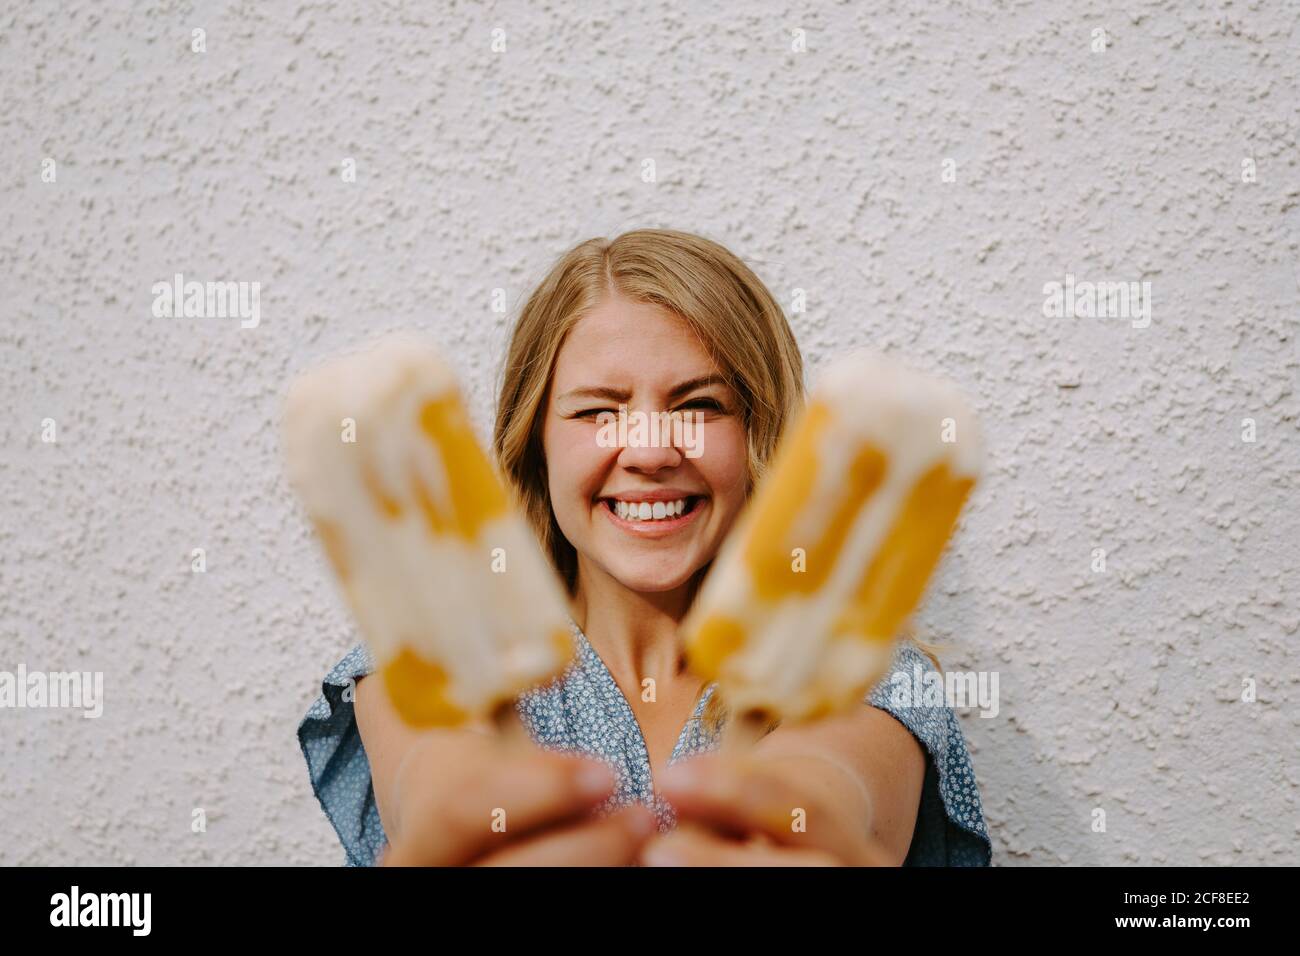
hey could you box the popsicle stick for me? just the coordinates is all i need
[490,697,532,751]
[720,708,774,754]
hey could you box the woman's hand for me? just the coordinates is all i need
[639,752,894,866]
[379,733,657,866]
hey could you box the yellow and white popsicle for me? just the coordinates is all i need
[283,334,575,728]
[681,350,981,727]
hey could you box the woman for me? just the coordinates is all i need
[296,228,992,866]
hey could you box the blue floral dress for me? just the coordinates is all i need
[297,620,993,866]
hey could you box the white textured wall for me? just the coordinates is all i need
[1,0,1296,866]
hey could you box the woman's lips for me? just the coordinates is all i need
[597,496,705,537]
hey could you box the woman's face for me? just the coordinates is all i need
[542,294,750,596]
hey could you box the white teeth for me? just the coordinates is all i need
[609,498,691,521]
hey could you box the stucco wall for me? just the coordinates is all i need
[1,0,1296,865]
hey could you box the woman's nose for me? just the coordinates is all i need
[619,442,684,472]
[615,413,687,472]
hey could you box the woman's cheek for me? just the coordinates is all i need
[703,420,749,498]
[549,425,606,507]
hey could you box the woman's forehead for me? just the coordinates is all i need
[552,302,722,391]
[566,295,695,343]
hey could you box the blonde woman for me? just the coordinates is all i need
[296,229,992,866]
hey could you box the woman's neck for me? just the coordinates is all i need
[568,560,701,680]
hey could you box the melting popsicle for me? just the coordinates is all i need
[681,350,982,731]
[283,334,575,728]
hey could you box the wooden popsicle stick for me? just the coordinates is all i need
[489,696,532,751]
[719,707,775,754]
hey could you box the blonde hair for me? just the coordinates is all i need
[491,228,940,737]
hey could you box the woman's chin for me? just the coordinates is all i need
[607,561,701,595]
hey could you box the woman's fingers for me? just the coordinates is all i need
[656,754,888,866]
[640,822,840,867]
[477,804,658,866]
[383,752,618,866]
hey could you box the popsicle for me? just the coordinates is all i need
[680,350,981,736]
[283,334,575,730]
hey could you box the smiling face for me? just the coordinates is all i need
[542,293,750,598]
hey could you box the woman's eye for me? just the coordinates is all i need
[575,399,722,418]
[679,398,723,412]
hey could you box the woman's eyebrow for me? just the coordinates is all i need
[559,374,728,404]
